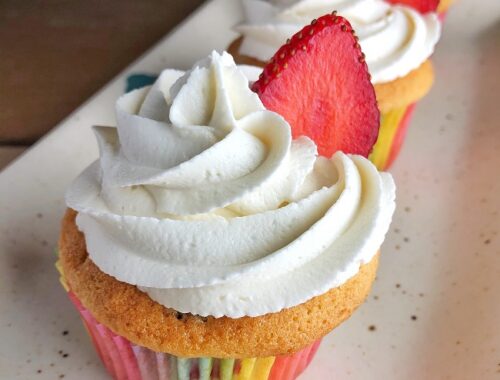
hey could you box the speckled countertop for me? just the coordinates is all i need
[0,0,499,379]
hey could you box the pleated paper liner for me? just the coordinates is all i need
[56,260,322,380]
[369,103,417,170]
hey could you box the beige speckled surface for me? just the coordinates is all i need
[0,0,499,379]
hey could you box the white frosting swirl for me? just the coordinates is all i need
[66,51,396,318]
[235,0,441,83]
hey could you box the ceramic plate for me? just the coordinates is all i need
[1,0,499,378]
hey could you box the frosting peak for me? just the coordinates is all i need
[66,52,396,318]
[236,0,441,83]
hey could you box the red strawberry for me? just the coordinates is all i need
[386,0,439,13]
[252,13,379,158]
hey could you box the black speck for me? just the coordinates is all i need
[396,283,401,288]
[63,353,69,358]
[373,295,379,300]
[419,293,424,297]
[58,350,63,354]
[37,369,42,374]
[368,325,376,331]
[62,330,69,336]
[59,375,65,379]
[175,312,184,320]
[50,363,55,367]
[411,315,417,321]
[484,239,491,245]
[403,237,410,243]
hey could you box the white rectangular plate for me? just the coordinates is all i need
[1,0,499,379]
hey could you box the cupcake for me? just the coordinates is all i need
[229,0,441,169]
[58,15,396,380]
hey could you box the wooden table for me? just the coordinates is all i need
[0,0,205,169]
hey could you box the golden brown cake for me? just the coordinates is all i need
[374,60,435,114]
[59,208,379,358]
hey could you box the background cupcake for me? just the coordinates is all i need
[229,0,441,169]
[59,16,396,380]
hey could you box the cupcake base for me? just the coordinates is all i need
[56,259,322,380]
[67,291,321,380]
[58,208,378,358]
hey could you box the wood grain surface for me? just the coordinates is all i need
[0,0,205,149]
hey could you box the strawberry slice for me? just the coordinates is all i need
[386,0,439,13]
[252,13,379,158]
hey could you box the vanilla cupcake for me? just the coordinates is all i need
[229,0,441,169]
[58,51,395,380]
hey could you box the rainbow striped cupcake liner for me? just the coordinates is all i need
[56,261,321,380]
[369,103,417,170]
